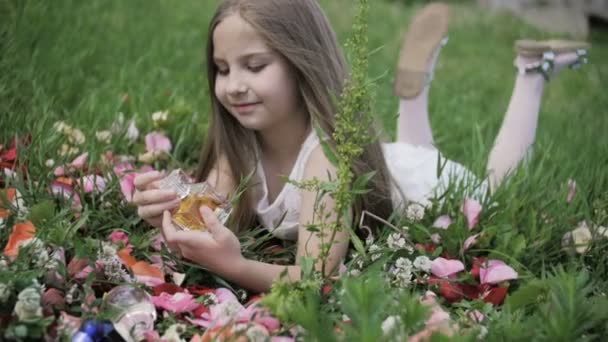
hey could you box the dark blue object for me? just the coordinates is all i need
[72,320,125,342]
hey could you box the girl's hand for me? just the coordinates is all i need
[161,206,243,274]
[133,171,180,228]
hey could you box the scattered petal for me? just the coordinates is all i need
[479,260,518,284]
[462,198,482,230]
[430,257,465,279]
[432,215,452,229]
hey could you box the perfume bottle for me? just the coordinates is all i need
[101,285,157,342]
[158,169,232,231]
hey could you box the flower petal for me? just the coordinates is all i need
[145,132,172,153]
[462,198,482,230]
[480,260,518,284]
[3,221,37,259]
[430,257,465,279]
[432,215,452,229]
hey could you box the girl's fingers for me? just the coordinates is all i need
[137,199,181,219]
[133,171,165,191]
[133,189,177,206]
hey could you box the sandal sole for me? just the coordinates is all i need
[395,3,450,99]
[515,39,591,57]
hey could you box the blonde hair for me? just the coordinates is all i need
[196,0,394,235]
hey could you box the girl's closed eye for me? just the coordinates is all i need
[247,64,266,73]
[217,67,229,76]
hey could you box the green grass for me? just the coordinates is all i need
[1,0,608,339]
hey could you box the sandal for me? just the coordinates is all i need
[515,39,590,80]
[394,3,450,99]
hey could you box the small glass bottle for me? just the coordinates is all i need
[101,285,157,342]
[158,169,232,231]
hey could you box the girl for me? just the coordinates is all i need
[132,1,589,292]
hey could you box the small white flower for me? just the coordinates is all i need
[161,323,187,342]
[348,269,361,277]
[413,256,432,273]
[45,159,55,168]
[126,119,139,142]
[406,203,425,221]
[368,244,382,262]
[58,143,79,157]
[53,121,72,134]
[14,285,43,322]
[387,232,408,250]
[95,130,112,143]
[151,110,169,125]
[245,324,269,341]
[381,315,401,336]
[68,128,86,145]
[395,257,412,272]
[562,221,593,254]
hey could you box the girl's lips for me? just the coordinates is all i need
[232,102,261,114]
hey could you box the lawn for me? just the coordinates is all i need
[1,0,607,340]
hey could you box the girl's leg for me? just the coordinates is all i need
[486,45,588,189]
[394,3,449,149]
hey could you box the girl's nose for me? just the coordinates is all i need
[227,75,248,96]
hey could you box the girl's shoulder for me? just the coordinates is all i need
[302,144,338,182]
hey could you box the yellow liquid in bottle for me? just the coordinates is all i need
[171,195,221,231]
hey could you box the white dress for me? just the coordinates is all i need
[254,132,488,241]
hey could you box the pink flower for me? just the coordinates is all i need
[432,215,452,229]
[479,260,518,284]
[78,174,107,193]
[462,198,482,230]
[145,132,172,153]
[431,258,465,279]
[151,292,199,313]
[109,231,129,246]
[430,234,442,244]
[567,179,577,203]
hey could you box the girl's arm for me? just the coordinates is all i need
[225,145,350,291]
[161,146,349,293]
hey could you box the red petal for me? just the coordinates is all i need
[152,283,184,296]
[482,286,508,306]
[187,286,216,296]
[193,304,210,318]
[322,284,333,296]
[470,257,487,280]
[0,147,16,162]
[415,243,436,253]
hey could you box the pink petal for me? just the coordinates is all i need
[109,231,129,245]
[120,173,137,202]
[78,175,107,193]
[432,215,452,229]
[462,198,482,230]
[113,163,135,178]
[135,274,165,287]
[145,132,172,153]
[430,257,465,278]
[151,234,165,251]
[54,166,66,176]
[468,309,485,323]
[215,288,239,304]
[430,233,442,244]
[185,317,212,329]
[462,233,480,252]
[567,179,577,203]
[271,338,295,342]
[479,260,518,284]
[151,292,199,313]
[70,152,89,169]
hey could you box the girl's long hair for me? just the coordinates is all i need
[196,0,394,235]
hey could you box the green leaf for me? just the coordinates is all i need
[504,279,547,311]
[27,200,55,226]
[312,120,338,167]
[352,170,376,193]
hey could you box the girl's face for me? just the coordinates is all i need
[213,14,304,133]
